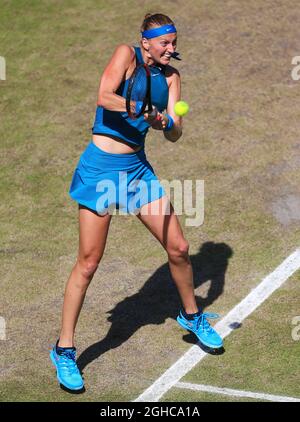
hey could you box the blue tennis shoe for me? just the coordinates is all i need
[50,342,84,391]
[177,311,223,349]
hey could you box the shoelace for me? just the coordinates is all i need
[196,312,220,333]
[57,350,79,375]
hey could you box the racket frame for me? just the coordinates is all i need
[126,63,153,119]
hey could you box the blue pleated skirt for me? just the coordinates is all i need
[69,141,166,215]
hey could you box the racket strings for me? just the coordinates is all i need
[130,67,148,103]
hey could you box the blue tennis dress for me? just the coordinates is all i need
[69,46,169,215]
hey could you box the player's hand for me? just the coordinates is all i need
[143,107,158,124]
[144,110,168,130]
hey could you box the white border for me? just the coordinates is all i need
[176,382,300,402]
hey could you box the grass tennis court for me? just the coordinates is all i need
[1,0,300,402]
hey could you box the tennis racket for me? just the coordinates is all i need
[126,63,157,119]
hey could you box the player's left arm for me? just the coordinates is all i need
[163,66,183,142]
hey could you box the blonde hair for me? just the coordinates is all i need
[140,13,175,32]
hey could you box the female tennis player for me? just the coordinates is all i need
[50,13,223,391]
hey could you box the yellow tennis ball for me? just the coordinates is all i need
[174,101,189,116]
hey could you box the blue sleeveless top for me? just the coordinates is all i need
[92,46,169,147]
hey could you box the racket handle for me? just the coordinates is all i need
[148,107,158,119]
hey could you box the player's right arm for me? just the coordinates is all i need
[96,44,135,112]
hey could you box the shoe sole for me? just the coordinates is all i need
[177,317,223,349]
[50,350,84,391]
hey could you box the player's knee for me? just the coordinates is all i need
[77,257,100,279]
[167,239,189,259]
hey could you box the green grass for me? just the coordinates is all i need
[1,0,300,402]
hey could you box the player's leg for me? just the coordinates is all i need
[50,206,112,391]
[137,196,223,349]
[137,195,197,314]
[58,206,112,348]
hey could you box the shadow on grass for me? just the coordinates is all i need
[59,384,86,394]
[77,241,233,372]
[182,333,225,355]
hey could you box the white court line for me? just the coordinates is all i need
[176,382,300,402]
[134,248,300,402]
